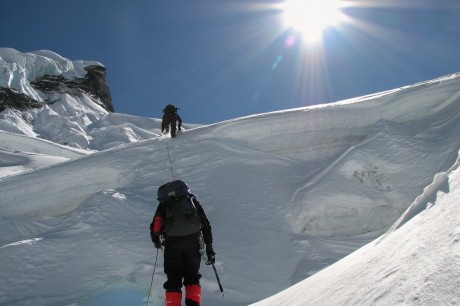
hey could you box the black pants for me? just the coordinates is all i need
[162,114,178,137]
[163,234,202,292]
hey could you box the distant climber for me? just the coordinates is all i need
[162,104,182,138]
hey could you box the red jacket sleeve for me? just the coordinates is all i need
[150,202,165,235]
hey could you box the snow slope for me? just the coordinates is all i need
[252,159,460,306]
[0,72,459,306]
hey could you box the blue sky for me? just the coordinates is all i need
[1,0,459,124]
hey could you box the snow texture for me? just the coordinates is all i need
[0,49,459,306]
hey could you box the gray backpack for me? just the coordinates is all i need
[158,180,202,237]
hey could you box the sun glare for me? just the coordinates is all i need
[282,0,345,42]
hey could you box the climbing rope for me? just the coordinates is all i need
[165,137,175,181]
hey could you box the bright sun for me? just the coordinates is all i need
[282,0,345,42]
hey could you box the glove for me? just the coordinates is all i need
[151,233,162,249]
[206,244,216,265]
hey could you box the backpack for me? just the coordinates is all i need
[157,180,202,237]
[163,104,178,115]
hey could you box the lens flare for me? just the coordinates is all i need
[282,0,347,42]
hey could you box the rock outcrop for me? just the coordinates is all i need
[83,65,114,112]
[0,88,42,112]
[29,65,114,112]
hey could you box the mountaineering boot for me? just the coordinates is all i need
[165,291,182,306]
[185,284,201,306]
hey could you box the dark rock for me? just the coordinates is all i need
[0,87,43,112]
[82,65,114,112]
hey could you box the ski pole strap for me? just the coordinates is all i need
[211,263,224,297]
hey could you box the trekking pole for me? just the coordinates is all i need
[146,248,159,306]
[211,263,224,297]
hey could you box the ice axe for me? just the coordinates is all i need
[207,261,224,297]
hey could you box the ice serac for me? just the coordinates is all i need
[0,48,114,112]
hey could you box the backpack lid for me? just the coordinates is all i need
[157,180,190,202]
[163,104,178,114]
